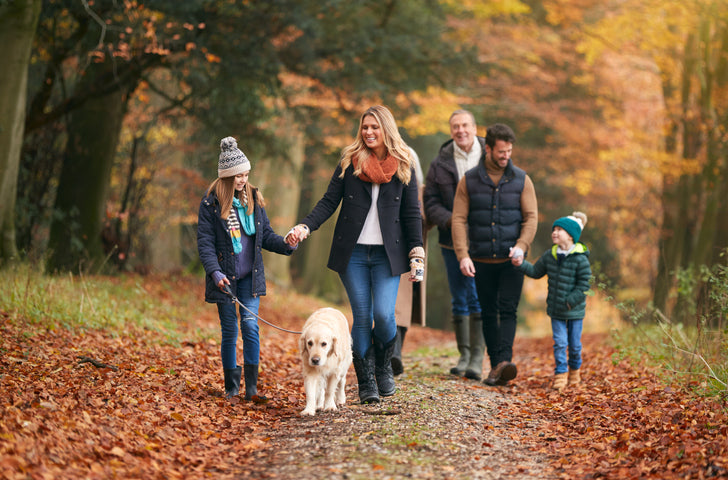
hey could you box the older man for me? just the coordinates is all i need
[423,110,484,380]
[451,123,537,386]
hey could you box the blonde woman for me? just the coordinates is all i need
[286,106,424,404]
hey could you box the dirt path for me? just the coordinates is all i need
[241,353,552,480]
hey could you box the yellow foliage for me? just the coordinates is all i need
[397,87,473,136]
[441,0,530,18]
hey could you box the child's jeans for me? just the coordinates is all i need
[217,274,260,369]
[551,318,583,374]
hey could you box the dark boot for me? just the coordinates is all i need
[450,314,470,375]
[464,313,485,380]
[391,326,407,376]
[223,366,242,398]
[352,349,380,404]
[374,336,396,397]
[243,364,267,401]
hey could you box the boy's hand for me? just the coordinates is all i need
[511,255,523,266]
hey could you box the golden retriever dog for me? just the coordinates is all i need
[298,307,352,416]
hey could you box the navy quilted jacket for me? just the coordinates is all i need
[197,189,294,303]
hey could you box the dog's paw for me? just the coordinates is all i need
[323,402,338,412]
[300,408,316,416]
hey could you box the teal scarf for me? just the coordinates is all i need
[233,197,256,236]
[228,197,255,254]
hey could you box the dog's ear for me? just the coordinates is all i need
[298,334,307,354]
[328,336,337,357]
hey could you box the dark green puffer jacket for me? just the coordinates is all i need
[517,243,592,320]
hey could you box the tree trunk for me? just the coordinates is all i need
[0,0,42,263]
[257,116,305,287]
[47,59,127,273]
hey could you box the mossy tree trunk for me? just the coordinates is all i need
[0,0,42,264]
[47,58,128,273]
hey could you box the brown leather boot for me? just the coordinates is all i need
[552,372,568,390]
[567,368,581,386]
[483,361,517,386]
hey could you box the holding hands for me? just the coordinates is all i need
[285,224,310,247]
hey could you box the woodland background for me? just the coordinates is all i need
[1,0,727,330]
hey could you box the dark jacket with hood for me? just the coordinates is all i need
[517,243,592,320]
[197,188,294,303]
[423,136,486,248]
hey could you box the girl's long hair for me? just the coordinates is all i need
[205,177,264,219]
[339,105,412,184]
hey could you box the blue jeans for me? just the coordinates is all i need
[216,274,260,369]
[473,261,524,369]
[441,247,480,316]
[551,318,583,374]
[339,245,400,357]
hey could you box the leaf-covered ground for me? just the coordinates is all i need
[1,277,727,479]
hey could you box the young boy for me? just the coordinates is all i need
[511,212,592,390]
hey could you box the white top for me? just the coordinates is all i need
[357,146,422,246]
[357,184,384,245]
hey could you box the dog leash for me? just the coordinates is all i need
[223,285,302,335]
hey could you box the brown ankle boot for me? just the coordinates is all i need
[552,372,568,390]
[568,369,581,386]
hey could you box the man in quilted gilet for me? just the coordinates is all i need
[451,123,538,386]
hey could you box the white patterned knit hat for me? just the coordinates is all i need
[218,136,251,178]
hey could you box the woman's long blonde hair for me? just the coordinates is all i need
[205,177,264,219]
[339,105,412,184]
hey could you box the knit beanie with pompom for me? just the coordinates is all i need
[553,211,587,243]
[218,136,251,178]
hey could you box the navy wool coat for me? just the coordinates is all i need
[300,163,423,276]
[197,189,294,303]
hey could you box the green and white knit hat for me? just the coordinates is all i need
[553,211,587,243]
[218,136,250,178]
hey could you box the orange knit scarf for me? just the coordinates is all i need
[353,153,398,184]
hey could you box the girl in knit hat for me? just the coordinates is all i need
[511,212,592,391]
[197,137,295,401]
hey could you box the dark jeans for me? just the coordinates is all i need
[473,261,524,369]
[441,247,481,316]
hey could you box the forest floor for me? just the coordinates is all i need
[1,277,727,479]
